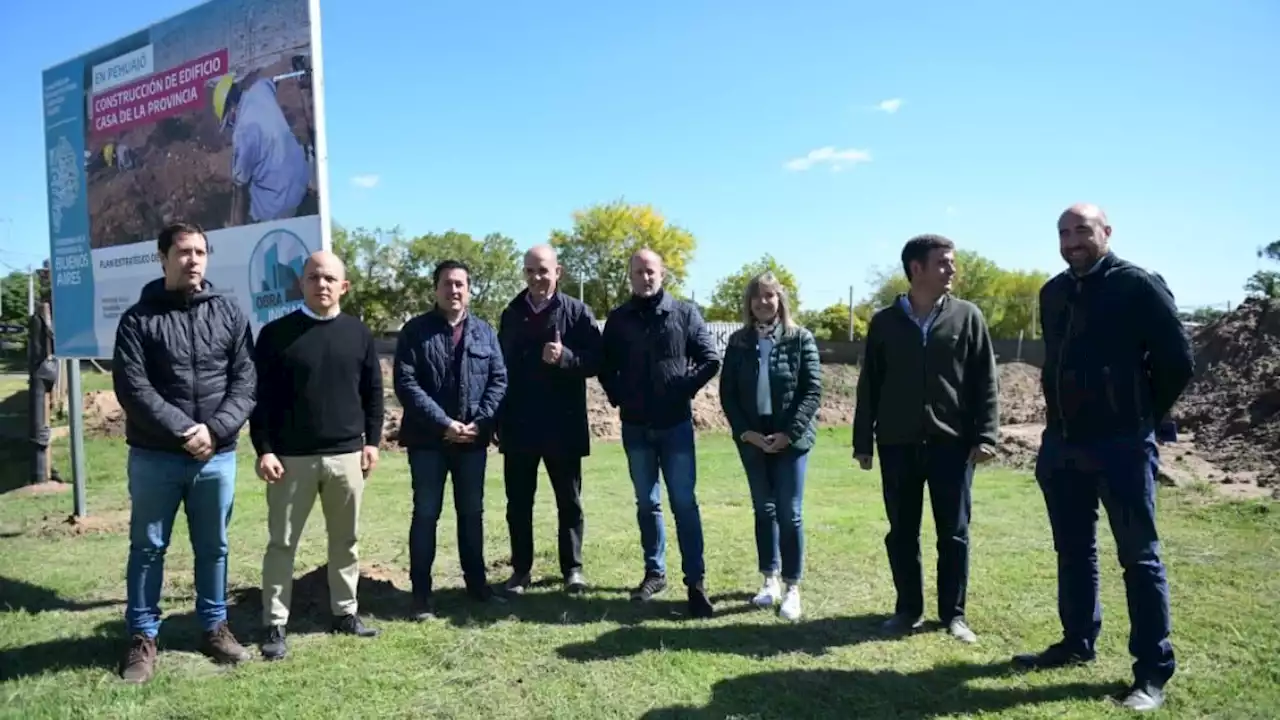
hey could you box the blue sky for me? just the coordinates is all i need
[2,0,1277,310]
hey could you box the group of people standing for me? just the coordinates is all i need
[109,202,1192,713]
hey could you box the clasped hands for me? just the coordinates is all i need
[741,430,792,454]
[181,423,214,461]
[445,420,480,444]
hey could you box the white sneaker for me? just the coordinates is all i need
[779,585,802,621]
[752,575,781,607]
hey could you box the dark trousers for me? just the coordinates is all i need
[407,448,488,598]
[503,452,584,577]
[1035,431,1175,687]
[877,439,974,623]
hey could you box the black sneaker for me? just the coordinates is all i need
[260,625,287,661]
[630,573,667,603]
[331,613,379,638]
[564,569,587,595]
[467,584,508,604]
[503,571,532,596]
[881,613,924,634]
[1012,642,1096,671]
[1113,683,1165,712]
[687,582,714,619]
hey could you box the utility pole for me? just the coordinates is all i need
[27,268,35,316]
[847,286,854,341]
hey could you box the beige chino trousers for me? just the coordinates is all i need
[261,451,364,627]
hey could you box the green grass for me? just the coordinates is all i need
[1,428,1278,719]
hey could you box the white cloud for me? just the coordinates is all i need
[350,174,380,188]
[875,98,903,114]
[784,146,872,172]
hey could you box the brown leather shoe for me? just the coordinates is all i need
[119,633,158,683]
[201,621,251,664]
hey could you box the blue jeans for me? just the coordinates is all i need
[621,420,705,585]
[1035,431,1175,687]
[737,443,807,583]
[125,447,237,638]
[407,448,488,598]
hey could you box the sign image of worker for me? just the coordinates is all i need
[42,0,331,358]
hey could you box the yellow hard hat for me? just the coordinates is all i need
[103,143,116,167]
[212,74,236,127]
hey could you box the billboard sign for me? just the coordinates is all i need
[42,0,331,357]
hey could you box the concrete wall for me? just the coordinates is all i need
[376,329,1046,368]
[815,338,1045,368]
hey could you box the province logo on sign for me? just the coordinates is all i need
[249,228,310,324]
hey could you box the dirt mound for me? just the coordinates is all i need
[83,391,125,437]
[1175,298,1280,487]
[229,562,408,620]
[377,364,861,445]
[993,424,1043,469]
[998,363,1045,425]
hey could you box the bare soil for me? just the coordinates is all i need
[1174,298,1280,490]
[79,343,1274,500]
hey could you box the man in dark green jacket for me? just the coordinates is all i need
[852,234,999,644]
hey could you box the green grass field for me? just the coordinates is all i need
[1,428,1277,719]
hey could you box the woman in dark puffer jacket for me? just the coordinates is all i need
[718,272,822,621]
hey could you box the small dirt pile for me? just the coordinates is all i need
[83,390,125,437]
[1175,298,1280,487]
[229,563,409,621]
[997,363,1045,426]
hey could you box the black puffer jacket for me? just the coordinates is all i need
[112,278,256,454]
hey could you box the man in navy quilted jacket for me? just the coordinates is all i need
[394,260,508,619]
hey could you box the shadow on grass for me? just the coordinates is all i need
[642,663,1124,719]
[0,437,34,494]
[0,576,121,615]
[557,613,888,661]
[0,590,264,682]
[423,585,760,629]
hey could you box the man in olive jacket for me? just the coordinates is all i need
[852,234,998,645]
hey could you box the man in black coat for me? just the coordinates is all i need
[112,221,256,683]
[496,245,602,595]
[600,249,721,618]
[1013,203,1194,713]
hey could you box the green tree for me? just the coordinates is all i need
[332,223,410,334]
[1244,240,1280,299]
[1,270,48,324]
[399,230,523,325]
[550,199,698,318]
[862,250,1048,339]
[705,254,801,322]
[1180,306,1228,325]
[801,301,864,341]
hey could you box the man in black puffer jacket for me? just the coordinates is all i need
[600,249,721,619]
[112,222,256,684]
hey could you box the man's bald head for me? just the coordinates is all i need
[1059,203,1109,228]
[301,249,350,316]
[523,244,562,301]
[303,249,347,280]
[628,248,665,298]
[1057,202,1112,275]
